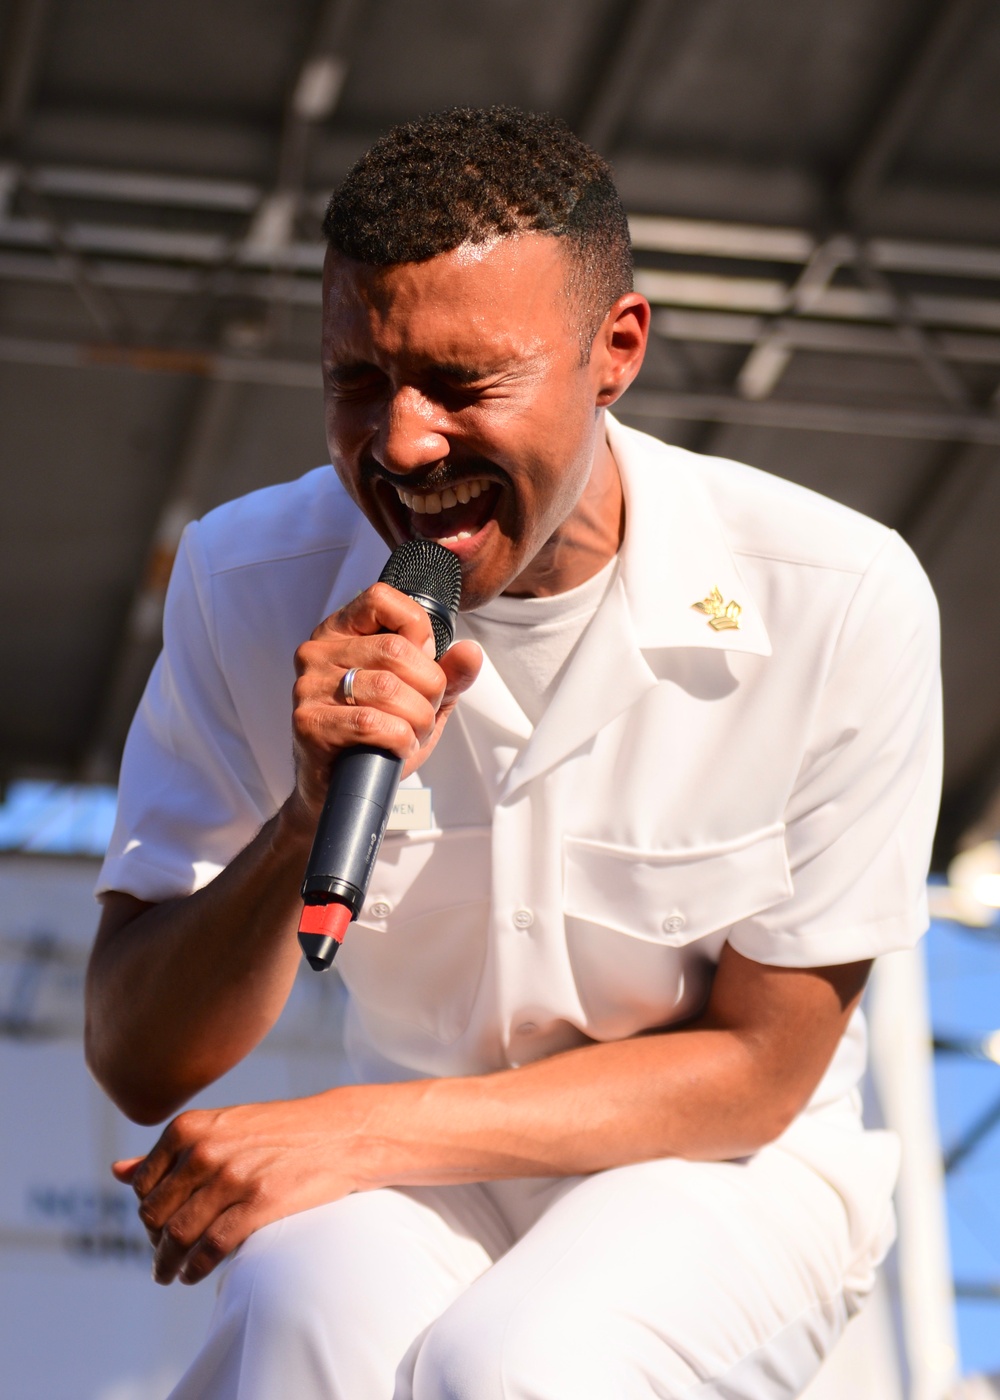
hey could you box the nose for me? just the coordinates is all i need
[372,384,450,476]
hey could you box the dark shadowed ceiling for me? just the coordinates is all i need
[1,0,999,864]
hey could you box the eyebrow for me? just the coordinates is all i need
[432,362,494,384]
[324,357,514,384]
[324,359,379,378]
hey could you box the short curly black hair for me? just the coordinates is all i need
[322,106,633,353]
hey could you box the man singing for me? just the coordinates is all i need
[86,106,941,1399]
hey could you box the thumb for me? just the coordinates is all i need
[439,639,483,707]
[111,1156,144,1183]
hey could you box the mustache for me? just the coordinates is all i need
[363,459,507,495]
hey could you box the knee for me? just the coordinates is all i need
[217,1217,333,1341]
[413,1294,674,1400]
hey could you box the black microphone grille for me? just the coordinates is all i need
[379,539,462,609]
[378,540,462,660]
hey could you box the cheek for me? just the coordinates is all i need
[325,405,373,485]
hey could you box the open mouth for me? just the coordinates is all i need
[382,475,502,549]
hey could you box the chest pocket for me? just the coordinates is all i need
[562,825,792,1037]
[335,826,491,1046]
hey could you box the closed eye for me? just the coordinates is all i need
[325,363,388,398]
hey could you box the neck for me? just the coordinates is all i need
[503,437,624,599]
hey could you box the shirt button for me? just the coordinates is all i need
[370,900,392,918]
[662,914,686,934]
[516,1021,538,1035]
[512,907,534,929]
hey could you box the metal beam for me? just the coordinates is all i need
[28,164,261,212]
[655,311,1000,367]
[943,1090,1000,1175]
[0,250,324,306]
[844,0,993,219]
[628,215,815,263]
[245,0,364,257]
[579,0,675,152]
[14,182,128,340]
[736,237,849,400]
[714,0,995,411]
[641,271,1000,336]
[619,386,1000,447]
[0,0,53,143]
[82,379,247,782]
[853,241,972,407]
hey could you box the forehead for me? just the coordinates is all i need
[321,234,577,361]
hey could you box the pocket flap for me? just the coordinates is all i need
[563,825,792,945]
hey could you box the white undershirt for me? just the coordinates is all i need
[462,555,619,726]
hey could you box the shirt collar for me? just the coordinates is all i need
[607,413,772,657]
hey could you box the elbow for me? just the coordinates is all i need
[746,1082,812,1152]
[84,1018,178,1127]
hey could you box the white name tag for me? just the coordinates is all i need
[387,788,433,831]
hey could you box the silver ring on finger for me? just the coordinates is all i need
[342,667,360,706]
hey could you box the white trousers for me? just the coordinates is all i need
[168,1141,884,1400]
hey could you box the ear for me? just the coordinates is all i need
[592,293,651,407]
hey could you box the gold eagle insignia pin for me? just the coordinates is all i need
[692,585,742,631]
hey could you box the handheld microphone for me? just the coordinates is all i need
[297,539,462,971]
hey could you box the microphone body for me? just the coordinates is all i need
[298,747,403,969]
[298,540,462,971]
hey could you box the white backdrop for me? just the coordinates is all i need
[0,853,348,1400]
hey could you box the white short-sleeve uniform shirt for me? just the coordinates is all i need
[99,416,941,1249]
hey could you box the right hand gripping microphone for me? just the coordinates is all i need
[297,539,462,971]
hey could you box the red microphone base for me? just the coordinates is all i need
[298,901,352,971]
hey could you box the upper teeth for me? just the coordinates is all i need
[395,478,488,514]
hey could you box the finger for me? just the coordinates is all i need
[295,629,446,710]
[177,1200,259,1286]
[338,664,439,735]
[329,582,437,656]
[127,1143,174,1200]
[111,1156,144,1183]
[294,688,435,779]
[438,640,484,707]
[150,1181,231,1285]
[136,1132,227,1234]
[127,1112,202,1200]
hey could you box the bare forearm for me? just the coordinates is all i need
[339,1028,796,1190]
[85,800,314,1123]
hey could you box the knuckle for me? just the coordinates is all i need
[350,707,385,742]
[172,1110,201,1140]
[162,1217,191,1250]
[368,668,401,704]
[216,1158,246,1191]
[198,1227,229,1266]
[374,631,408,664]
[294,706,340,755]
[292,704,321,745]
[416,700,438,743]
[187,1138,218,1173]
[352,707,403,747]
[368,581,395,608]
[245,1179,269,1209]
